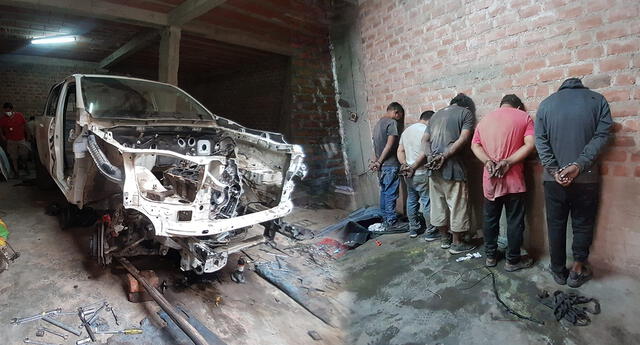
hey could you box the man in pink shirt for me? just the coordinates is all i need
[471,95,535,271]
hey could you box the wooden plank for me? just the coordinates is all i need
[158,25,180,85]
[4,0,294,55]
[168,0,226,26]
[2,0,168,26]
[99,30,159,69]
[184,22,293,56]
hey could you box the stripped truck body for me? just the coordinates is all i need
[35,75,305,274]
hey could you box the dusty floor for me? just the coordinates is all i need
[0,181,345,345]
[337,232,640,345]
[2,179,640,345]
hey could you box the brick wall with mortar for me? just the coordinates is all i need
[184,58,289,133]
[289,38,348,189]
[0,60,97,118]
[352,0,640,274]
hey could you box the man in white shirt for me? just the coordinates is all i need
[397,110,439,240]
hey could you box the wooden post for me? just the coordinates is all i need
[159,25,181,85]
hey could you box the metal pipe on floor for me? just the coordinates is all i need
[116,257,210,345]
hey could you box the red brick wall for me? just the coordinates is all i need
[355,0,640,273]
[289,38,347,188]
[184,58,289,133]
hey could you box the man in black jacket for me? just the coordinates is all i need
[535,78,612,288]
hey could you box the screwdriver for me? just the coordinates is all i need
[94,328,143,335]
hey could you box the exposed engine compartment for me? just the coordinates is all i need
[87,125,303,274]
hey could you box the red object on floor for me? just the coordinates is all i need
[375,240,382,246]
[315,238,350,258]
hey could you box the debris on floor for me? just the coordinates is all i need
[538,290,601,326]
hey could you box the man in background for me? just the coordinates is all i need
[471,94,535,271]
[422,93,476,254]
[0,103,29,177]
[398,110,439,240]
[370,102,404,228]
[535,78,612,288]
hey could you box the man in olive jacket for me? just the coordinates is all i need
[535,78,612,288]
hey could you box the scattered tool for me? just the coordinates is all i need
[42,316,82,336]
[106,305,119,326]
[374,240,383,246]
[94,328,143,335]
[75,337,92,345]
[117,257,210,345]
[23,338,60,345]
[11,309,62,325]
[78,308,96,342]
[36,327,69,340]
[87,302,107,325]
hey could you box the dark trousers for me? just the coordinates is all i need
[543,182,599,274]
[483,193,526,264]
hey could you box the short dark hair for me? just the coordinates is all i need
[499,94,526,111]
[386,102,405,115]
[419,110,434,121]
[3,102,13,109]
[449,93,475,115]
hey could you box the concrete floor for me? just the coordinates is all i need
[3,179,640,345]
[337,232,640,345]
[0,181,344,345]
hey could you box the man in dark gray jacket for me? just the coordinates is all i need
[535,78,612,288]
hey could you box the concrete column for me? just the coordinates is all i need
[159,25,181,85]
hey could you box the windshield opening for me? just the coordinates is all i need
[81,76,213,120]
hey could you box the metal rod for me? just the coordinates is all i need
[78,308,96,342]
[117,257,211,345]
[41,316,82,336]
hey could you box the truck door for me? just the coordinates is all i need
[36,83,62,180]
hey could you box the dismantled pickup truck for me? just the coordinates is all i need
[35,74,306,274]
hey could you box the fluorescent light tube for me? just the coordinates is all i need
[31,36,77,44]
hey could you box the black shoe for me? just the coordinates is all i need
[550,267,569,285]
[423,231,441,242]
[504,257,534,272]
[485,257,497,267]
[448,242,477,255]
[409,229,418,238]
[440,233,452,249]
[567,266,592,288]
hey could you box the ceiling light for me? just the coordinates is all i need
[31,35,77,45]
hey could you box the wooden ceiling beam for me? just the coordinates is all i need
[168,0,226,26]
[184,22,293,56]
[99,30,160,69]
[4,0,294,55]
[2,0,168,26]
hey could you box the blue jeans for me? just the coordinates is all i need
[406,174,435,232]
[379,166,400,224]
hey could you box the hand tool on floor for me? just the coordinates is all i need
[41,316,83,336]
[23,338,60,345]
[75,338,92,345]
[11,309,62,325]
[87,302,107,325]
[105,305,119,326]
[78,308,96,342]
[94,328,143,335]
[117,257,210,345]
[37,327,69,340]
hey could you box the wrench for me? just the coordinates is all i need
[42,316,83,336]
[78,308,96,342]
[11,309,62,325]
[23,338,60,345]
[87,302,107,325]
[37,327,69,340]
